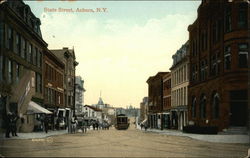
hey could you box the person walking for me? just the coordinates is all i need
[44,116,49,133]
[11,112,18,136]
[5,112,12,138]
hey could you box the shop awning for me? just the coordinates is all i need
[27,101,53,114]
[141,119,147,125]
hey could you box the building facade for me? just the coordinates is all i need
[147,72,168,129]
[0,0,46,132]
[188,0,249,132]
[140,97,148,123]
[75,76,85,116]
[162,73,171,129]
[51,47,78,118]
[43,49,64,129]
[170,41,189,130]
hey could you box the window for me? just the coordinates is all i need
[238,43,248,68]
[0,55,3,81]
[33,47,37,66]
[8,59,13,83]
[27,42,32,62]
[0,21,4,49]
[210,52,220,76]
[36,73,42,93]
[21,37,26,59]
[37,51,41,68]
[224,45,231,70]
[199,94,206,119]
[191,64,198,81]
[191,97,196,118]
[200,60,207,81]
[15,33,21,55]
[238,3,247,28]
[212,92,220,119]
[212,20,221,44]
[16,63,20,83]
[6,26,13,50]
[225,6,232,33]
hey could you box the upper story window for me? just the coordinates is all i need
[224,45,231,70]
[238,3,247,29]
[212,20,221,44]
[8,59,13,83]
[210,52,221,76]
[191,64,198,82]
[15,33,21,55]
[0,21,4,49]
[200,59,207,81]
[6,26,13,50]
[238,43,248,68]
[21,37,26,59]
[27,42,32,63]
[212,92,220,119]
[225,6,232,33]
[191,97,196,118]
[199,94,206,119]
[0,55,3,82]
[33,47,37,66]
[37,51,42,68]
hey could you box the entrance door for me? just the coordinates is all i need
[230,90,247,126]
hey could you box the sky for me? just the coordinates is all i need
[25,0,201,108]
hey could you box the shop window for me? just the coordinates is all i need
[199,94,206,119]
[212,92,220,119]
[238,43,248,68]
[224,45,231,70]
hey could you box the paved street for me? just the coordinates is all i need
[0,127,249,157]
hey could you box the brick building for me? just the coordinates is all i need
[162,73,171,129]
[147,72,168,129]
[43,49,64,129]
[140,97,148,123]
[0,0,47,132]
[188,0,249,132]
[51,48,78,119]
[170,41,189,130]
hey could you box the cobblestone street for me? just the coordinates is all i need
[0,127,249,157]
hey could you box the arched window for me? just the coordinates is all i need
[212,92,220,119]
[191,96,196,118]
[200,94,206,119]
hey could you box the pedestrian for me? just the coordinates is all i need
[71,116,78,133]
[93,122,96,130]
[82,121,87,133]
[96,122,99,130]
[5,112,12,138]
[44,116,49,133]
[11,112,19,136]
[140,123,144,130]
[144,123,148,131]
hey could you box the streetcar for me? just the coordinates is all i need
[115,114,130,130]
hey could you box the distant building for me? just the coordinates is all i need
[147,72,168,129]
[83,105,102,125]
[170,41,189,130]
[75,76,85,116]
[188,0,249,132]
[140,97,148,123]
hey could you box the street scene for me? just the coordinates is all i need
[1,126,249,157]
[0,0,250,157]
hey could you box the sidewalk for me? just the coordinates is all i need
[0,129,68,140]
[137,125,250,144]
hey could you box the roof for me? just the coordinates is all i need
[84,105,102,112]
[147,72,169,83]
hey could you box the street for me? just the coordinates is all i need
[0,127,248,157]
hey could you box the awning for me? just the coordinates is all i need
[27,101,53,114]
[141,119,147,125]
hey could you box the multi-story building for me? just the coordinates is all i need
[170,41,189,130]
[75,76,85,115]
[0,0,47,132]
[162,73,171,129]
[43,49,64,129]
[147,72,168,129]
[188,0,249,132]
[140,97,148,123]
[51,47,78,118]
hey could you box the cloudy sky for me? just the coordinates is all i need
[25,1,201,108]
